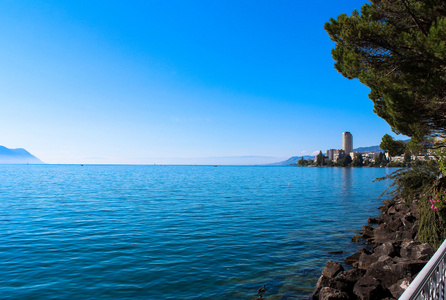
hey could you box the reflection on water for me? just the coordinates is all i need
[341,167,353,192]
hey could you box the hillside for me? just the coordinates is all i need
[269,156,314,165]
[353,145,382,153]
[0,146,45,164]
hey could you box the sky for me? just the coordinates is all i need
[0,0,403,165]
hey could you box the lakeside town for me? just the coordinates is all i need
[296,131,436,167]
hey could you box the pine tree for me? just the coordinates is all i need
[325,1,446,141]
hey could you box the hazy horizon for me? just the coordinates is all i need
[0,0,403,165]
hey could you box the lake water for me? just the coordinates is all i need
[0,165,392,299]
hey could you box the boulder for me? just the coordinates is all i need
[357,253,380,270]
[313,275,330,300]
[328,269,366,295]
[394,202,410,214]
[400,241,434,261]
[367,217,378,224]
[352,235,363,243]
[361,225,374,232]
[387,218,403,231]
[362,230,374,239]
[388,206,397,215]
[345,248,371,265]
[318,287,350,300]
[364,256,398,289]
[401,213,416,228]
[373,225,395,244]
[353,276,387,300]
[374,242,398,257]
[322,261,344,279]
[390,259,427,279]
[394,231,414,242]
[378,214,392,225]
[388,278,411,299]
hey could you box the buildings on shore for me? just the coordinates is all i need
[343,132,353,155]
[322,132,381,164]
[313,131,434,165]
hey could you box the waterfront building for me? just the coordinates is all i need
[363,152,379,161]
[350,152,356,160]
[333,149,345,162]
[326,149,336,161]
[343,132,353,155]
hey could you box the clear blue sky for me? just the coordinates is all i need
[0,0,401,164]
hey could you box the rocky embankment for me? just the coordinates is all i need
[312,200,435,300]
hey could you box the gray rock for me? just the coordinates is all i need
[353,276,386,300]
[364,256,398,289]
[313,275,330,300]
[400,240,418,258]
[388,206,397,215]
[318,287,350,300]
[390,259,427,279]
[367,217,378,224]
[395,202,410,214]
[328,269,366,295]
[400,241,433,260]
[374,242,398,257]
[362,230,374,239]
[322,261,344,279]
[373,226,395,244]
[394,230,413,241]
[361,225,374,232]
[388,278,411,299]
[345,248,371,265]
[357,253,379,270]
[388,218,403,231]
[401,213,416,228]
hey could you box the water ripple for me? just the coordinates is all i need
[0,165,391,299]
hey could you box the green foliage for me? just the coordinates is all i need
[378,163,438,202]
[377,162,446,248]
[337,154,353,167]
[386,161,405,168]
[315,151,325,166]
[418,176,446,249]
[419,198,446,249]
[380,134,406,156]
[373,152,387,166]
[404,152,412,164]
[297,157,308,166]
[325,1,446,141]
[352,153,364,166]
[435,145,446,175]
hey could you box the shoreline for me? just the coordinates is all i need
[312,199,435,299]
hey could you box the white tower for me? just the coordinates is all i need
[343,132,353,155]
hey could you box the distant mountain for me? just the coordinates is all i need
[0,146,44,164]
[353,145,383,152]
[269,155,315,165]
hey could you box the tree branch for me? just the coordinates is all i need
[401,0,429,37]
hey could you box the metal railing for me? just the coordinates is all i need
[399,239,446,300]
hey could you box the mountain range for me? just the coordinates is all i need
[0,146,44,164]
[0,143,384,165]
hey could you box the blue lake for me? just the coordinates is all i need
[0,165,392,299]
